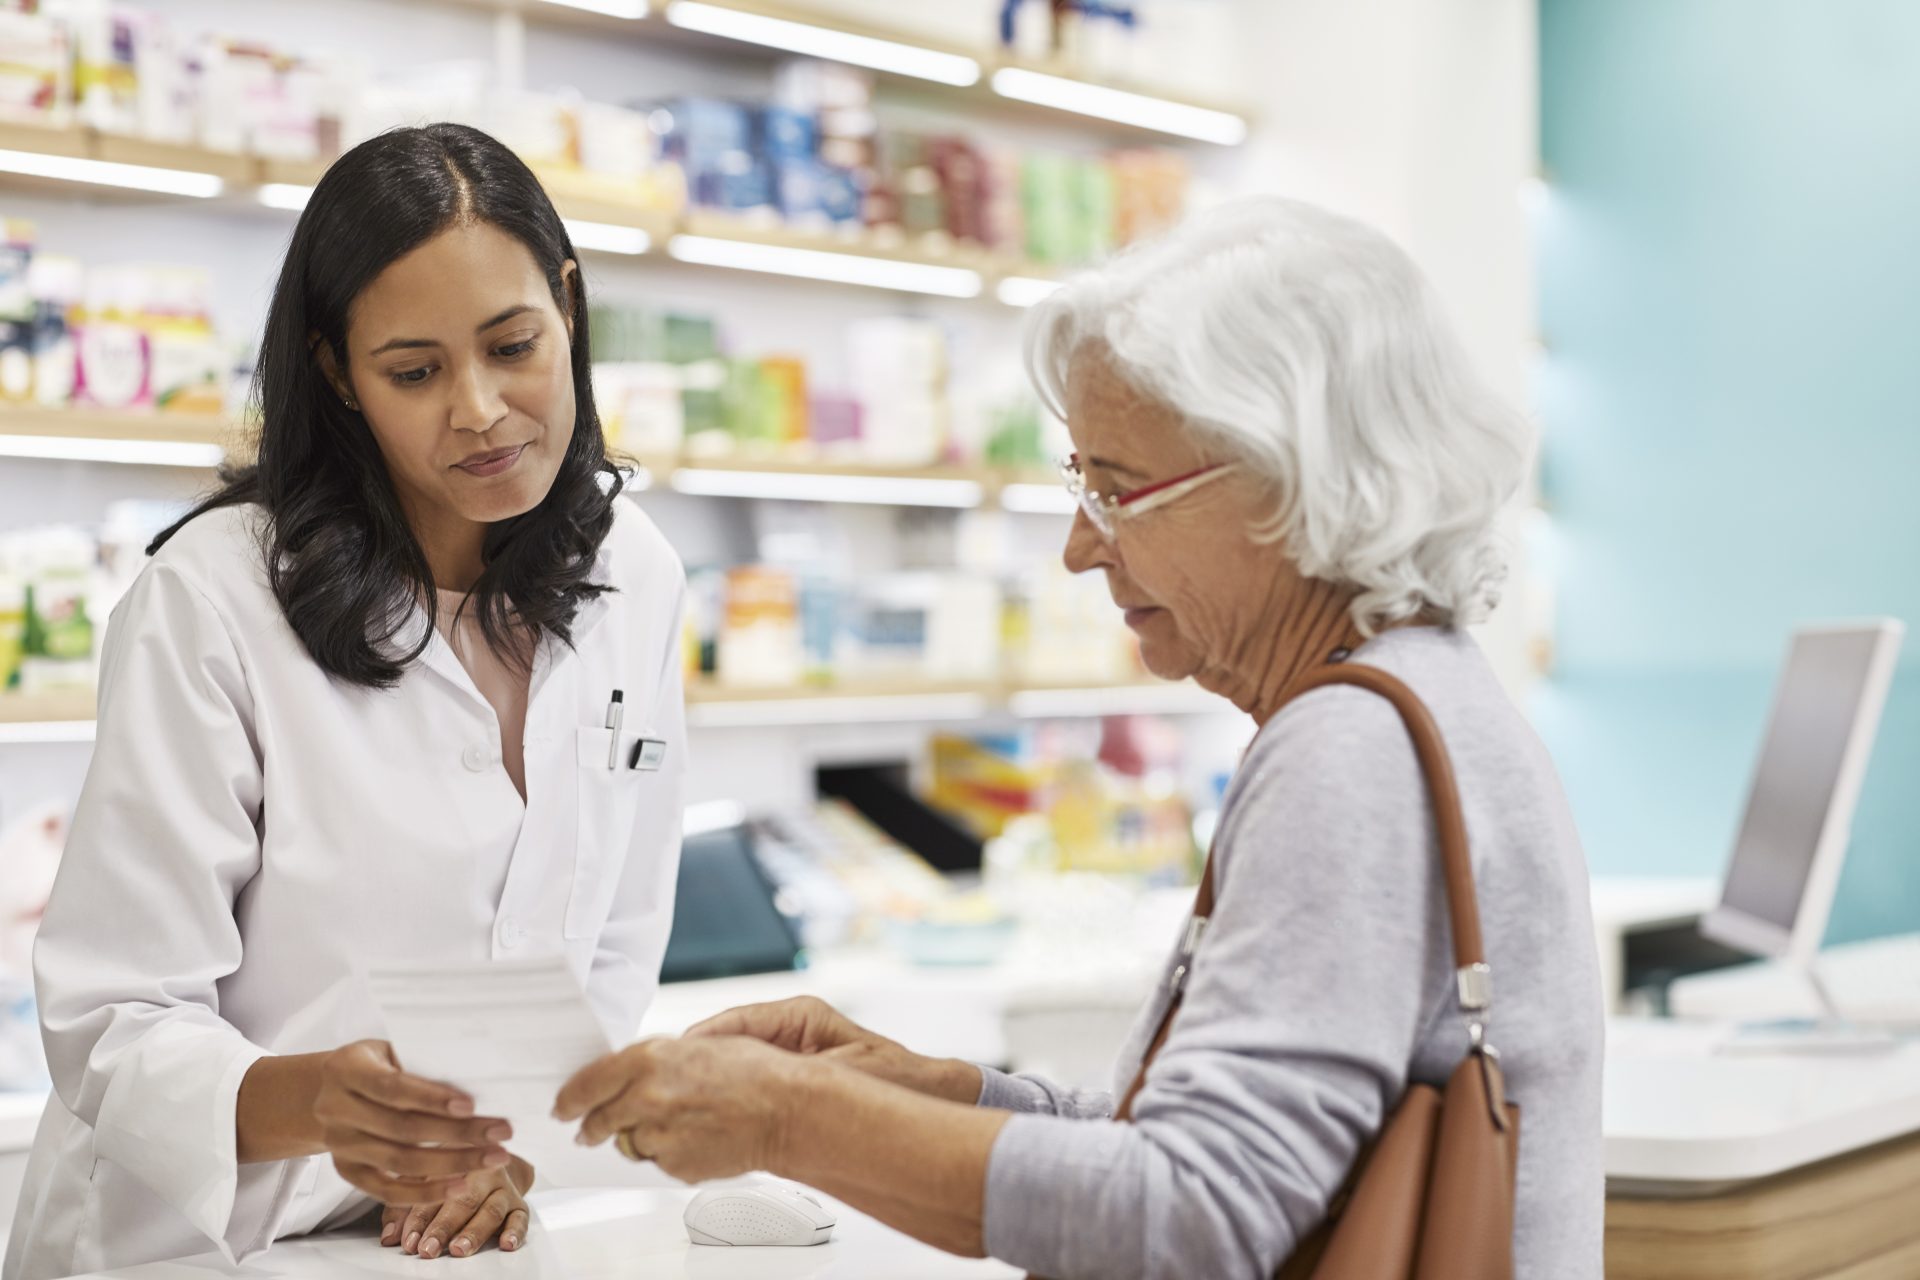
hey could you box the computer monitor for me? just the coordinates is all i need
[659,822,805,984]
[1700,620,1905,968]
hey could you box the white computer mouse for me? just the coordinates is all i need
[684,1180,836,1247]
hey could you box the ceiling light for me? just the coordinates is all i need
[995,275,1063,308]
[257,183,313,211]
[997,482,1076,515]
[665,2,980,86]
[0,147,224,197]
[671,467,983,508]
[0,434,223,468]
[542,0,648,17]
[564,218,652,255]
[667,234,982,298]
[988,67,1248,146]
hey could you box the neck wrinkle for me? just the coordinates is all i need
[1204,577,1370,727]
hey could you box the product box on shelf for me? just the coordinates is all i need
[0,526,94,695]
[0,7,72,127]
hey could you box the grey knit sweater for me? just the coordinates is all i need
[976,626,1605,1279]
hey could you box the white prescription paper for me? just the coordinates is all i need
[367,955,613,1172]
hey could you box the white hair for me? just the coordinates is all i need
[1025,195,1533,634]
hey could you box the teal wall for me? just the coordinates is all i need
[1535,0,1920,942]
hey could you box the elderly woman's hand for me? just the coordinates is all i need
[685,996,981,1104]
[553,1036,812,1183]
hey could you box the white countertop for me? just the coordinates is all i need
[58,1186,1021,1279]
[1669,932,1920,1026]
[1603,1016,1920,1191]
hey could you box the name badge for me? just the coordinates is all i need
[628,738,668,771]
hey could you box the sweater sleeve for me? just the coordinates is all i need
[981,687,1453,1279]
[975,1065,1114,1120]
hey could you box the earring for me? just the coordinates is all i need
[342,398,358,412]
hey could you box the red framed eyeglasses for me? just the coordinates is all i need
[1057,453,1238,538]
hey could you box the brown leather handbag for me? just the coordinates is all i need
[1039,660,1521,1280]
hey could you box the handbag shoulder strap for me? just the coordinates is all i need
[1115,657,1493,1121]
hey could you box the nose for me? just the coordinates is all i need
[449,360,509,435]
[1062,509,1115,575]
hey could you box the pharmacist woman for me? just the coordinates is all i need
[3,124,688,1280]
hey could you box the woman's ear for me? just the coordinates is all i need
[559,260,579,342]
[310,333,359,411]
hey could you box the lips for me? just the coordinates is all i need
[454,444,527,476]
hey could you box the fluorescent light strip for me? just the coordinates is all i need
[672,467,983,508]
[0,147,225,197]
[564,218,652,255]
[997,482,1076,515]
[1008,683,1227,719]
[995,275,1063,308]
[689,692,990,729]
[258,183,313,211]
[989,67,1248,146]
[667,233,982,297]
[665,1,979,86]
[0,719,96,746]
[542,0,649,17]
[0,434,223,468]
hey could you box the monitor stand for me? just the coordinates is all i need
[1714,959,1902,1055]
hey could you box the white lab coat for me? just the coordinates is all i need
[3,496,688,1280]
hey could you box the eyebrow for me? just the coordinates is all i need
[368,304,541,357]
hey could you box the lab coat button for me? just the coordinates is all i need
[463,744,491,772]
[497,917,523,949]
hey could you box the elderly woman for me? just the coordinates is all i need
[554,196,1604,1278]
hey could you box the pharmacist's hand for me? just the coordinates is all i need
[686,997,979,1103]
[381,1157,533,1259]
[312,1040,513,1205]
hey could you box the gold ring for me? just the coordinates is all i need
[614,1129,644,1162]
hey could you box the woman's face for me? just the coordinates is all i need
[1060,347,1303,684]
[326,221,579,546]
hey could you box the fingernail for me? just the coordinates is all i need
[485,1123,513,1142]
[453,1237,471,1257]
[404,1231,420,1253]
[448,1097,475,1117]
[381,1223,398,1245]
[422,1238,442,1259]
[575,1130,594,1146]
[502,1234,519,1250]
[483,1149,511,1169]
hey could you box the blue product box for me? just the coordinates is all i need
[774,158,825,221]
[815,165,865,225]
[759,106,818,161]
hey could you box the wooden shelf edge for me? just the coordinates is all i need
[1,681,1212,727]
[0,691,95,725]
[0,124,1078,287]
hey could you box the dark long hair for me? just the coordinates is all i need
[152,123,622,688]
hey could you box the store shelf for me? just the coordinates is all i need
[0,692,97,744]
[684,676,1228,727]
[0,678,1227,743]
[0,405,231,448]
[425,0,1252,145]
[0,408,1067,510]
[0,120,252,199]
[0,406,233,468]
[0,123,1070,302]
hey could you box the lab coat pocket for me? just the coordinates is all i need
[567,725,654,938]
